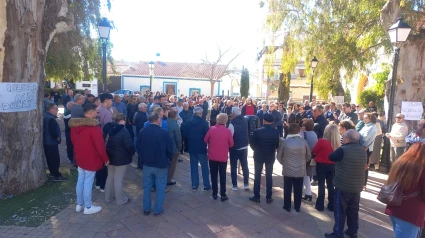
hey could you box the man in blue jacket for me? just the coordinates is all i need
[137,112,173,216]
[183,106,210,191]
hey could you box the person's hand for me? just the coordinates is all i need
[105,160,110,166]
[386,133,391,138]
[56,137,61,141]
[365,163,369,170]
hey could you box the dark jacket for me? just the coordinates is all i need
[210,109,220,122]
[230,115,249,150]
[269,110,283,128]
[183,115,209,154]
[257,110,267,127]
[222,105,233,116]
[250,124,280,163]
[329,142,367,193]
[137,124,173,169]
[241,104,257,116]
[199,102,208,120]
[340,112,358,125]
[295,111,312,126]
[103,122,135,166]
[126,103,136,126]
[166,118,182,154]
[179,109,193,125]
[313,114,329,139]
[43,112,61,145]
[134,111,148,135]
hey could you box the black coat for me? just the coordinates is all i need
[313,114,329,139]
[250,124,280,163]
[134,111,148,135]
[210,109,220,122]
[103,122,135,166]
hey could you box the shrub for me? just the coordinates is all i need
[358,88,384,113]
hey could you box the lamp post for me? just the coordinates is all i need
[97,18,112,93]
[149,61,155,92]
[380,17,411,173]
[309,56,318,102]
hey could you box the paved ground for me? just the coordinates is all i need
[0,112,394,237]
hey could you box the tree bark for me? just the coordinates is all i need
[0,0,73,198]
[381,1,425,123]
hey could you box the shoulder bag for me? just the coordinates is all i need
[377,182,420,206]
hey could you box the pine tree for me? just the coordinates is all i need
[240,68,249,98]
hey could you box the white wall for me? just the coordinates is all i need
[121,75,232,97]
[49,79,99,96]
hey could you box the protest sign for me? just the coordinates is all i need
[0,83,38,113]
[401,101,423,120]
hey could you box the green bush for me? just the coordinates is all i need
[358,88,384,113]
[344,88,351,104]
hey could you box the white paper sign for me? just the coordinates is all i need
[333,96,345,104]
[0,83,38,113]
[401,101,424,120]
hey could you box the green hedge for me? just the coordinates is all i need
[358,88,384,113]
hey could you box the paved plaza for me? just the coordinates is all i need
[0,114,393,238]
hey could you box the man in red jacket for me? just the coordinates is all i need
[69,103,109,215]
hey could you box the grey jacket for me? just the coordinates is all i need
[277,135,311,177]
[166,118,182,154]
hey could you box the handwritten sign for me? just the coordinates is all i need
[0,83,38,113]
[333,96,345,105]
[401,101,424,120]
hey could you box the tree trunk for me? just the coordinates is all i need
[210,81,215,97]
[381,1,425,125]
[278,72,291,102]
[0,0,74,198]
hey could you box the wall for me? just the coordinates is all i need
[49,78,99,96]
[121,75,232,97]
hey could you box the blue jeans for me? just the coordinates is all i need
[76,167,96,208]
[390,216,420,238]
[229,149,249,186]
[143,165,167,214]
[189,153,210,189]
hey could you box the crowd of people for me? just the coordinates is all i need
[41,89,425,238]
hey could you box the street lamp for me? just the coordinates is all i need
[380,17,412,173]
[309,56,318,101]
[97,17,112,93]
[149,61,155,92]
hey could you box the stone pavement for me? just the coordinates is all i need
[0,152,393,238]
[0,112,394,237]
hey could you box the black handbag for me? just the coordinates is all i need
[377,182,420,206]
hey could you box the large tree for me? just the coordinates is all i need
[380,1,425,121]
[0,0,108,198]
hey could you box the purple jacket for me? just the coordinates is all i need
[98,104,112,130]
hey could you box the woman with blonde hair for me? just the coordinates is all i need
[312,124,341,211]
[385,142,425,238]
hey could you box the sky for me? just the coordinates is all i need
[104,0,266,70]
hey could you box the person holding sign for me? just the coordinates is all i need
[386,113,409,165]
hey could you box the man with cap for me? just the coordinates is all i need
[249,113,280,203]
[84,94,95,105]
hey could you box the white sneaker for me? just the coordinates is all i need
[95,186,100,189]
[100,189,105,193]
[244,184,250,190]
[84,205,102,215]
[232,186,238,191]
[76,205,83,212]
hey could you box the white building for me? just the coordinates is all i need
[49,79,99,96]
[121,61,232,97]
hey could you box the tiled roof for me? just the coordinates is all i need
[107,61,135,75]
[121,61,228,79]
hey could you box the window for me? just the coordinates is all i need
[82,84,91,87]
